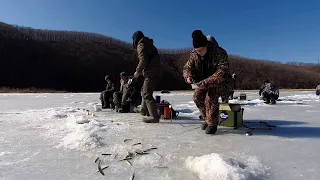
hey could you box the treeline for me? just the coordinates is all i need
[0,21,319,92]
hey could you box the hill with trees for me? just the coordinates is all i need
[0,21,319,92]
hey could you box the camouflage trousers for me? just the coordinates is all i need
[193,76,233,126]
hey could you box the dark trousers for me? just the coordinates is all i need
[100,91,114,108]
[263,92,279,104]
[140,77,160,120]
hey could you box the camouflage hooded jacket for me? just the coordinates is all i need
[105,78,115,92]
[183,37,230,87]
[259,83,279,96]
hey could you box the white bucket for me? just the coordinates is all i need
[94,104,102,112]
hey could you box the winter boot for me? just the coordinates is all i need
[115,106,120,112]
[134,107,150,116]
[270,98,276,105]
[142,117,159,123]
[142,100,159,123]
[201,121,208,130]
[205,125,218,134]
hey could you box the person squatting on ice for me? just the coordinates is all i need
[259,80,279,104]
[132,30,163,123]
[100,75,116,109]
[183,30,233,134]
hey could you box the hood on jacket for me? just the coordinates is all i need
[207,35,219,48]
[133,31,145,48]
[138,36,154,45]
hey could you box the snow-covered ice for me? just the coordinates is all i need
[0,90,319,180]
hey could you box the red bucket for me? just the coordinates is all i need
[163,107,171,119]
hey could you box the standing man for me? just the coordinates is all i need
[100,75,115,109]
[183,30,233,134]
[132,31,162,123]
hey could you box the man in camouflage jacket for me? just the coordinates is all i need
[183,30,233,134]
[259,80,279,104]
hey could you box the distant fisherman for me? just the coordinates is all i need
[316,84,320,96]
[259,80,279,104]
[183,30,233,134]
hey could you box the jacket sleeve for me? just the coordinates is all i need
[201,47,229,86]
[183,52,197,82]
[136,43,149,73]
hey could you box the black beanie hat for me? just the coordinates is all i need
[192,30,208,48]
[132,31,145,48]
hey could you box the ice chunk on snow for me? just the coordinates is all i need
[185,153,269,180]
[50,111,68,119]
[76,117,90,124]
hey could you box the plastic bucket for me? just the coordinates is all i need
[94,104,102,112]
[164,107,171,119]
[239,93,246,100]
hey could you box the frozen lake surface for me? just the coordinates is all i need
[0,91,319,180]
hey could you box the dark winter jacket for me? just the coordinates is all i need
[105,78,115,92]
[259,83,279,96]
[183,37,230,85]
[136,37,162,78]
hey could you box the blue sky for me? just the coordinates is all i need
[0,0,319,63]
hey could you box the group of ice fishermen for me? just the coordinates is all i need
[99,30,319,135]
